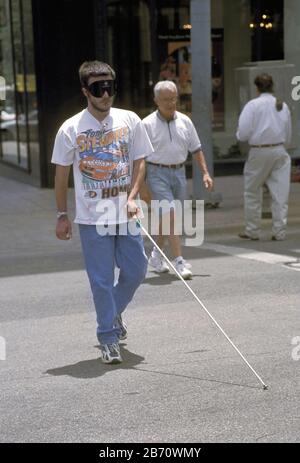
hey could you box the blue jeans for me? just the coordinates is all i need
[79,223,148,345]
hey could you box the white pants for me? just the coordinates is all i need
[243,147,291,239]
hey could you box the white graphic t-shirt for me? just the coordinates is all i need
[51,108,153,225]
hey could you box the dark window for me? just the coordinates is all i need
[250,0,284,61]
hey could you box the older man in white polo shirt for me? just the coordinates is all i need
[237,73,292,241]
[142,80,213,279]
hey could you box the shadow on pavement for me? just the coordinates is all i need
[45,345,145,379]
[45,345,263,390]
[144,273,211,285]
[134,366,263,391]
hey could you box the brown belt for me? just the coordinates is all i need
[147,161,184,169]
[250,143,283,148]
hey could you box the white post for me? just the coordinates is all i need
[191,0,222,206]
[0,75,6,100]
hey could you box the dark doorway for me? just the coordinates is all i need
[32,0,96,187]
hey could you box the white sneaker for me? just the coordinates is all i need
[173,259,193,280]
[181,259,192,270]
[99,343,122,364]
[148,255,170,273]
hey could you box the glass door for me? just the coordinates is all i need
[0,0,38,172]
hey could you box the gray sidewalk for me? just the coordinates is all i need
[1,174,300,443]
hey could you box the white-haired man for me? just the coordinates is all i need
[142,81,213,279]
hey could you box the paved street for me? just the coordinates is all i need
[0,175,300,443]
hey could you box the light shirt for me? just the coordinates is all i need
[51,108,153,225]
[236,93,291,146]
[142,110,202,164]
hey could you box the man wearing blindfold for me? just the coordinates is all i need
[52,61,153,365]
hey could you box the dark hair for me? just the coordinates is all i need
[254,73,274,93]
[79,60,116,87]
[254,73,283,111]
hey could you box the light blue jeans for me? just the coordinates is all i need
[79,223,148,345]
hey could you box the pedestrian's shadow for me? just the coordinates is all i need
[45,344,145,379]
[144,273,211,285]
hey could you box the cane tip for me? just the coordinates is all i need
[263,384,268,390]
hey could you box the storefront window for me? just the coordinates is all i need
[211,0,286,164]
[105,1,223,127]
[104,0,296,167]
[0,0,38,171]
[250,0,284,61]
[106,0,190,118]
[106,0,152,118]
[156,1,191,114]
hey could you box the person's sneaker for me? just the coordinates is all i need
[148,255,170,273]
[181,259,192,269]
[271,235,285,241]
[99,343,122,364]
[238,232,259,241]
[115,314,128,341]
[173,258,193,280]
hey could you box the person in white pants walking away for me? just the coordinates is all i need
[237,73,292,241]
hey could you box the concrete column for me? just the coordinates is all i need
[223,0,251,146]
[191,0,213,200]
[284,0,300,156]
[191,0,222,206]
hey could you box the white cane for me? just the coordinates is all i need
[136,217,268,390]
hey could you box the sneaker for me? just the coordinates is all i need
[271,235,285,241]
[173,259,193,280]
[115,314,128,340]
[148,255,170,273]
[238,232,259,241]
[180,259,192,270]
[99,343,122,364]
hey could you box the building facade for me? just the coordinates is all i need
[0,0,300,187]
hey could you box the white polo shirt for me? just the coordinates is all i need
[142,110,202,164]
[51,107,153,225]
[237,93,292,146]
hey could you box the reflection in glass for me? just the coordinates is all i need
[0,0,19,164]
[0,0,38,170]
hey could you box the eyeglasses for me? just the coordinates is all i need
[86,80,117,98]
[159,97,177,104]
